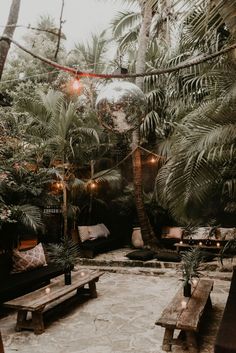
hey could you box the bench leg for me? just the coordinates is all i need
[89,280,97,298]
[32,311,44,335]
[162,328,174,351]
[16,310,28,332]
[0,331,5,353]
[186,331,198,353]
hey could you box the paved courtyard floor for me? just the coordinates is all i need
[0,265,231,353]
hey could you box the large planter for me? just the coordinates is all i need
[183,281,192,297]
[64,270,72,285]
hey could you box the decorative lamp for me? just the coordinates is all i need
[95,81,147,133]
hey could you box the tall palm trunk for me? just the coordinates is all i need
[132,1,157,246]
[0,0,21,80]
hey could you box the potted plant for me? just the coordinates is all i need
[47,238,78,285]
[181,247,203,297]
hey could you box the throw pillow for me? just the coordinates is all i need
[126,249,156,261]
[155,250,181,262]
[218,228,236,241]
[87,224,110,240]
[78,226,90,242]
[162,227,183,239]
[12,242,47,273]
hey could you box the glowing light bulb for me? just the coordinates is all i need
[72,79,81,90]
[199,241,203,246]
[90,182,96,189]
[216,242,221,247]
[80,271,85,277]
[45,287,51,294]
[150,157,156,163]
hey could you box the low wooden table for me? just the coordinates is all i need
[175,242,222,253]
[3,269,104,334]
[156,278,213,353]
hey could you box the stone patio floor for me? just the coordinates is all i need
[0,248,234,353]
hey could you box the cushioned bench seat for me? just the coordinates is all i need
[0,243,65,304]
[214,267,236,353]
[0,263,64,304]
[79,237,123,258]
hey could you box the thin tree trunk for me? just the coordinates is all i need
[54,0,65,60]
[0,0,21,80]
[132,1,157,246]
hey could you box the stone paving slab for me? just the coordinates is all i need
[0,271,231,353]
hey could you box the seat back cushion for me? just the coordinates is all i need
[11,242,47,273]
[78,224,110,242]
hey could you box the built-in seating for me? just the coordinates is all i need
[78,223,125,258]
[0,245,65,304]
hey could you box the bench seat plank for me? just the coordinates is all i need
[156,278,213,352]
[4,270,102,311]
[3,269,104,334]
[156,287,185,328]
[177,279,213,331]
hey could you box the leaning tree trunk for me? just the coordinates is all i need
[132,0,157,247]
[0,0,21,80]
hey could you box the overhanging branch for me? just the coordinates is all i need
[1,35,236,79]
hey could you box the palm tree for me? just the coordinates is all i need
[0,0,21,79]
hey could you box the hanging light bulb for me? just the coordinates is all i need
[90,181,97,189]
[149,156,157,164]
[72,78,81,90]
[67,77,83,94]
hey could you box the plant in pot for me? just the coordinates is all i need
[47,237,78,285]
[181,247,203,297]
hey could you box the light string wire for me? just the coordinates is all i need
[90,145,163,182]
[1,36,236,79]
[0,70,59,84]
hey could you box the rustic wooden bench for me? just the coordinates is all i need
[3,269,103,335]
[156,278,213,353]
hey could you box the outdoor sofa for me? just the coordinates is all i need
[77,223,126,258]
[0,243,65,304]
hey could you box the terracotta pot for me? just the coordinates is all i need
[131,227,144,248]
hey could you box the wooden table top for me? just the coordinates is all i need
[3,269,104,311]
[156,278,213,331]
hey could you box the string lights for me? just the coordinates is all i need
[1,36,236,80]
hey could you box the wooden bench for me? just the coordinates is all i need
[3,269,103,334]
[156,278,213,353]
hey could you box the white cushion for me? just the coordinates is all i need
[88,223,110,240]
[78,226,90,242]
[78,224,110,242]
[218,228,236,240]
